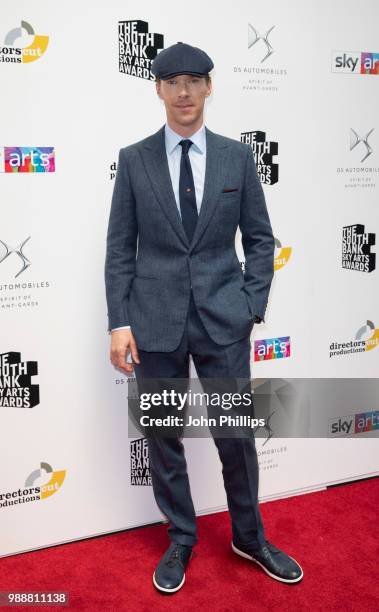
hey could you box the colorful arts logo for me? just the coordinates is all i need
[329,411,379,436]
[0,147,55,173]
[332,51,379,75]
[254,336,291,361]
[0,21,49,64]
[355,410,379,433]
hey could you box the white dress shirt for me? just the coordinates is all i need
[111,121,206,332]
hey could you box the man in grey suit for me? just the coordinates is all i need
[105,42,303,593]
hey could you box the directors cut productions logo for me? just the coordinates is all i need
[328,410,379,437]
[130,438,151,486]
[342,224,376,272]
[0,462,66,510]
[274,237,292,271]
[0,147,55,173]
[0,20,49,64]
[254,337,291,361]
[0,352,39,408]
[332,50,379,75]
[329,319,379,358]
[241,131,278,185]
[118,20,164,80]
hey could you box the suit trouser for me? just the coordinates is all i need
[133,290,266,550]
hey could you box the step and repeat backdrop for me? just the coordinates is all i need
[1,0,378,557]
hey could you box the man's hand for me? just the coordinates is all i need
[110,328,140,374]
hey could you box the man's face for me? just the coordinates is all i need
[156,74,212,127]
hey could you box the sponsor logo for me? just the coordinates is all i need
[329,411,379,436]
[254,337,291,361]
[248,24,275,63]
[336,128,378,188]
[332,51,379,75]
[0,462,66,509]
[118,20,163,80]
[274,238,292,271]
[350,128,374,163]
[241,130,278,185]
[130,438,151,485]
[0,20,49,63]
[0,351,39,409]
[342,224,376,272]
[0,147,55,173]
[329,320,379,357]
[0,237,31,278]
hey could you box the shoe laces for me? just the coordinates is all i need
[166,544,185,568]
[264,540,280,555]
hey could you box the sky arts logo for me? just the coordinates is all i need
[328,411,379,437]
[329,319,379,358]
[0,147,55,172]
[118,20,164,80]
[0,20,49,64]
[241,130,278,185]
[332,51,379,75]
[0,462,66,509]
[254,336,290,361]
[274,237,292,271]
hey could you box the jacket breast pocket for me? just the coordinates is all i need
[135,274,158,280]
[218,190,240,203]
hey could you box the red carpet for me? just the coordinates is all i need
[1,477,378,611]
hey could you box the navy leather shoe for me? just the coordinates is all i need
[153,542,193,593]
[232,540,303,583]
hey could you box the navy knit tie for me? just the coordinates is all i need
[179,139,198,242]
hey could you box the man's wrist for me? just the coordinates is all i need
[109,325,131,334]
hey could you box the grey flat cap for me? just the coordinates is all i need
[151,41,214,79]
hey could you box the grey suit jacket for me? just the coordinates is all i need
[104,124,275,351]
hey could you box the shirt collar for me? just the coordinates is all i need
[165,121,206,155]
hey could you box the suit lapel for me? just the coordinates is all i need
[140,124,189,247]
[139,124,231,251]
[189,126,230,252]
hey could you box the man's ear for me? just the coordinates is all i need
[156,81,162,99]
